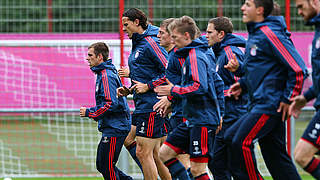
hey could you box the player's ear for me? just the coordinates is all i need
[134,19,140,27]
[98,53,103,61]
[218,31,225,40]
[256,6,264,17]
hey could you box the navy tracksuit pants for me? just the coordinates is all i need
[224,112,301,180]
[96,136,132,180]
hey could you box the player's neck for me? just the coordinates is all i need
[166,45,175,52]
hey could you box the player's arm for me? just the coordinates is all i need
[84,71,120,120]
[261,26,308,104]
[213,72,225,118]
[144,37,168,90]
[171,50,208,99]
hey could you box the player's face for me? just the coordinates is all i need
[241,0,258,23]
[295,0,317,21]
[157,26,172,48]
[86,48,102,68]
[171,28,190,49]
[122,17,137,39]
[206,23,220,47]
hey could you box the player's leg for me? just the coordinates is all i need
[210,121,232,180]
[189,126,216,180]
[259,116,301,180]
[136,136,161,179]
[123,123,143,172]
[226,113,268,180]
[294,110,320,179]
[154,135,172,180]
[96,136,132,180]
[135,112,167,179]
[160,122,190,180]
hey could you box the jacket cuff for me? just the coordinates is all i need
[85,109,90,117]
[147,81,154,90]
[281,96,291,104]
[238,79,247,93]
[167,95,174,102]
[304,88,316,102]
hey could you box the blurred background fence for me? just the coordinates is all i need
[0,0,314,33]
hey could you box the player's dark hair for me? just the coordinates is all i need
[168,16,198,40]
[88,42,109,61]
[123,8,148,30]
[253,0,274,18]
[208,17,233,34]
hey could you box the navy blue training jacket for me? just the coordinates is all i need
[85,60,131,137]
[170,38,222,127]
[212,33,248,122]
[128,25,168,114]
[239,16,308,114]
[304,14,320,110]
[166,48,183,119]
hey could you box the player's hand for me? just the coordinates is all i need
[289,95,307,119]
[118,67,130,77]
[132,80,149,94]
[224,53,239,72]
[80,107,86,117]
[117,86,130,97]
[216,117,223,134]
[154,79,174,96]
[228,82,242,100]
[277,102,290,122]
[153,96,172,117]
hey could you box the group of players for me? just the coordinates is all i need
[79,0,320,179]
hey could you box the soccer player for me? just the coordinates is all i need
[117,8,171,180]
[155,16,222,180]
[225,0,308,179]
[289,0,320,179]
[80,42,132,180]
[206,16,247,180]
[155,17,194,177]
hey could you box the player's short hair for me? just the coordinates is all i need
[123,8,148,30]
[88,42,109,61]
[160,18,175,33]
[271,1,281,16]
[168,16,198,40]
[253,0,274,18]
[208,17,233,34]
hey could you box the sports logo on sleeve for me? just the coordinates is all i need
[316,37,320,49]
[135,50,140,59]
[250,45,257,56]
[308,123,320,139]
[96,82,99,92]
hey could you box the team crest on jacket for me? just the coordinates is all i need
[135,50,140,58]
[96,83,99,92]
[250,45,257,56]
[316,37,320,49]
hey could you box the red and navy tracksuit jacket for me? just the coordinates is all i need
[85,60,131,137]
[170,38,223,127]
[128,24,168,114]
[166,48,184,121]
[166,37,225,123]
[212,33,248,123]
[239,16,308,114]
[304,14,320,109]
